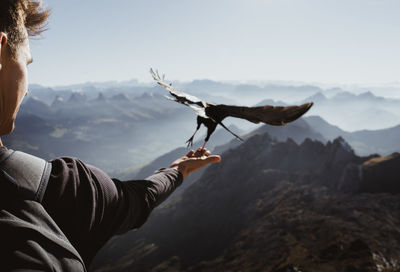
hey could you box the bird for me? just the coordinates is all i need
[150,68,313,148]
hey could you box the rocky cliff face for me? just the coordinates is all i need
[360,153,400,194]
[92,133,400,272]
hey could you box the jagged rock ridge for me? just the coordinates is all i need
[92,133,400,272]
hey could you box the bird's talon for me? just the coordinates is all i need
[186,138,194,147]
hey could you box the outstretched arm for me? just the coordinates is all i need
[42,149,220,264]
[115,148,220,232]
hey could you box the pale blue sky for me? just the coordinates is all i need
[29,0,400,87]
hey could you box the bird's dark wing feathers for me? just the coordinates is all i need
[212,102,313,125]
[150,68,205,107]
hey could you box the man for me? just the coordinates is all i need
[0,0,221,270]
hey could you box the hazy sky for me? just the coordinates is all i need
[29,0,400,87]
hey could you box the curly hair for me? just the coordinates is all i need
[0,0,49,55]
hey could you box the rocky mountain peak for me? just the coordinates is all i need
[324,136,356,164]
[96,92,107,102]
[332,136,354,153]
[111,93,130,102]
[51,95,64,108]
[25,96,48,106]
[305,92,327,103]
[68,92,87,103]
[358,91,377,100]
[21,96,51,116]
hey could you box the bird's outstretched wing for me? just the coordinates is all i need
[150,68,206,107]
[208,102,313,125]
[187,104,209,119]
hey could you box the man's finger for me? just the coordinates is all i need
[186,150,195,157]
[198,155,221,165]
[194,148,207,157]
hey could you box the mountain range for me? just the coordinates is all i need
[301,91,400,131]
[6,80,400,271]
[305,116,400,156]
[130,115,400,188]
[4,92,195,173]
[5,81,400,175]
[91,131,400,272]
[28,80,400,132]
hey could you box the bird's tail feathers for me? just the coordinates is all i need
[281,102,313,125]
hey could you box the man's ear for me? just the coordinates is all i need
[0,33,8,70]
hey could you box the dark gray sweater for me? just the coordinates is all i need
[42,156,183,267]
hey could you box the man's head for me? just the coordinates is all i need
[0,0,49,136]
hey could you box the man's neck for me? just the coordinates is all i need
[0,138,3,146]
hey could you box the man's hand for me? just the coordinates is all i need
[170,148,221,179]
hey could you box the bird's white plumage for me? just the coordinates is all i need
[188,104,208,119]
[150,68,205,106]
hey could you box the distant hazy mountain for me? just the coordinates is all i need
[212,118,326,159]
[301,91,400,131]
[305,115,400,156]
[178,80,322,106]
[133,125,244,179]
[115,125,245,202]
[254,98,288,106]
[29,80,400,132]
[127,118,327,202]
[13,81,400,175]
[91,133,400,272]
[245,118,325,144]
[4,92,196,173]
[119,114,400,206]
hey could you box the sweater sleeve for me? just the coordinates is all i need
[113,168,183,234]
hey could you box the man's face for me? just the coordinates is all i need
[0,32,32,135]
